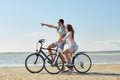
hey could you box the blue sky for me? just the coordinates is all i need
[0,0,120,52]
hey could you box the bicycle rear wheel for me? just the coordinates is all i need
[25,53,45,73]
[73,52,92,73]
[44,54,64,74]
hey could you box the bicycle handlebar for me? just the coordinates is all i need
[36,39,45,52]
[38,39,45,43]
[36,39,63,52]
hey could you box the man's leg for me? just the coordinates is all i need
[47,43,56,62]
[59,41,66,62]
[59,52,65,61]
[48,45,53,55]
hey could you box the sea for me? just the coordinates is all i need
[0,51,120,67]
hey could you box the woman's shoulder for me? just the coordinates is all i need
[66,31,72,36]
[68,31,72,34]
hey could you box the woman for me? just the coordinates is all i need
[61,24,78,71]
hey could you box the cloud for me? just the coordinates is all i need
[93,39,120,51]
[95,39,120,44]
[23,32,47,38]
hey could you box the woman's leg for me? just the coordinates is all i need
[59,52,66,72]
[64,50,74,72]
[68,52,72,58]
[67,52,74,71]
[64,50,71,64]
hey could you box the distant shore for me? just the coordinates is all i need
[0,64,120,80]
[0,50,120,54]
[0,52,120,67]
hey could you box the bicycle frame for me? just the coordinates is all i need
[52,43,64,65]
[37,41,64,65]
[36,41,59,62]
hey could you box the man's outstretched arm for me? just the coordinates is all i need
[41,23,56,29]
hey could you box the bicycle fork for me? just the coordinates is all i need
[34,53,39,64]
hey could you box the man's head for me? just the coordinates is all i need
[58,19,64,27]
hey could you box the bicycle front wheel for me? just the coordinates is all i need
[44,54,64,74]
[73,52,92,73]
[25,53,45,73]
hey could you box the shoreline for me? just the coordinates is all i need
[0,51,120,53]
[0,64,120,80]
[0,63,120,68]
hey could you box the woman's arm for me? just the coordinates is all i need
[62,32,71,41]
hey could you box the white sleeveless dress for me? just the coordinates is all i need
[62,31,78,52]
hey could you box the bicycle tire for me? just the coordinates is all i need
[73,52,92,73]
[44,54,64,74]
[25,53,45,73]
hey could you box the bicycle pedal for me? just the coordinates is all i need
[51,63,58,67]
[47,60,53,64]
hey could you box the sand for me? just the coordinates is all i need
[0,64,120,80]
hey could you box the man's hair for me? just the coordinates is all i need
[59,19,64,24]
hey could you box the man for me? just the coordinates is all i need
[41,19,66,60]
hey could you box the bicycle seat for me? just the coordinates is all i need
[38,39,45,43]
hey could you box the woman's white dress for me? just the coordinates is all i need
[62,31,78,52]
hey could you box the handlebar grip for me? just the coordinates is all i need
[38,39,45,43]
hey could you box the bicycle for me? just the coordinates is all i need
[44,41,92,74]
[25,39,61,73]
[25,39,92,74]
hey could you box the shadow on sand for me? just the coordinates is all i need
[69,72,120,77]
[39,71,120,77]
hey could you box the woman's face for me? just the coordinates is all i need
[65,26,69,33]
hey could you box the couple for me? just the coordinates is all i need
[41,19,78,70]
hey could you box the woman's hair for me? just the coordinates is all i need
[66,24,74,39]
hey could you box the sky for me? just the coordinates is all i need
[0,0,120,52]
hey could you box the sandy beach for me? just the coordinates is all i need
[0,64,120,80]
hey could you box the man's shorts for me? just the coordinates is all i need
[50,41,65,50]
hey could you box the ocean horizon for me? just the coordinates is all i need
[0,51,120,67]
